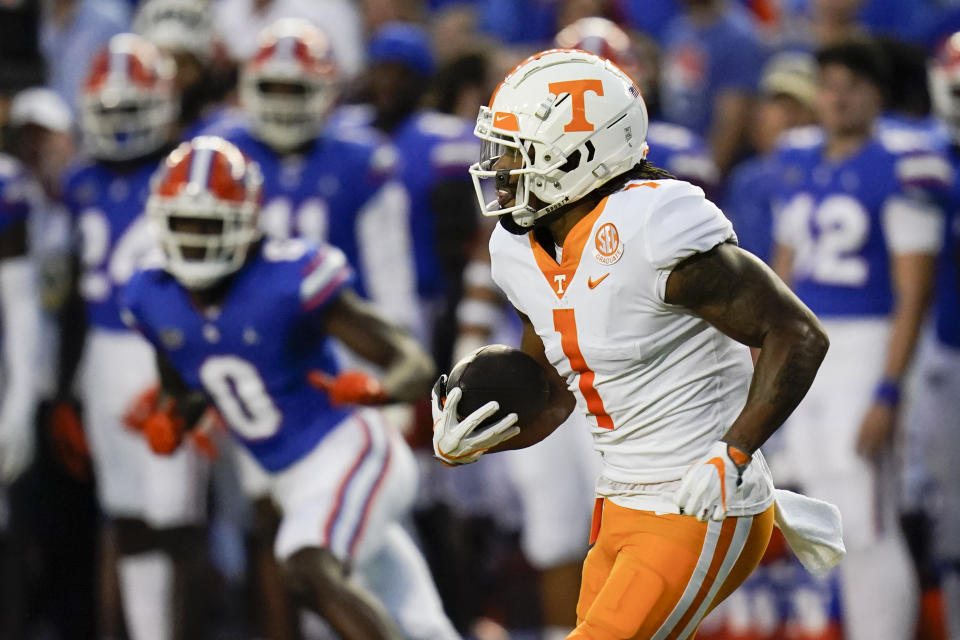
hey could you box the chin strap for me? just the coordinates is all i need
[498,209,536,235]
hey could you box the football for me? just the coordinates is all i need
[446,345,551,429]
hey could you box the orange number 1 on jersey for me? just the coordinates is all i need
[553,308,614,429]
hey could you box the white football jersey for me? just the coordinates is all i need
[489,179,775,515]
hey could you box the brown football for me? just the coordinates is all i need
[446,345,550,430]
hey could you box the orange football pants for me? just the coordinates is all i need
[569,498,774,640]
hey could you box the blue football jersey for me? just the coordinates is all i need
[121,239,353,472]
[204,117,410,307]
[645,120,719,195]
[772,127,951,317]
[330,106,480,299]
[936,147,960,348]
[723,154,778,263]
[0,154,34,236]
[60,155,161,330]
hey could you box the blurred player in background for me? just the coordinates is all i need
[211,19,419,333]
[724,52,818,263]
[771,40,950,640]
[920,32,960,640]
[121,135,458,640]
[658,0,766,175]
[205,19,426,637]
[133,0,235,137]
[214,0,364,77]
[3,87,99,640]
[436,48,837,639]
[0,147,42,486]
[57,34,209,640]
[333,21,481,370]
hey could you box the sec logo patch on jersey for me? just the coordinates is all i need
[593,222,623,265]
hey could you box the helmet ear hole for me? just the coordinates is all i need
[557,149,581,173]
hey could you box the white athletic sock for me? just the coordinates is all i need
[543,625,574,640]
[357,523,459,640]
[117,551,174,640]
[839,531,918,640]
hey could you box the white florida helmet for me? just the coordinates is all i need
[469,48,649,230]
[133,0,217,63]
[80,33,178,161]
[930,31,960,145]
[240,18,339,152]
[148,136,263,289]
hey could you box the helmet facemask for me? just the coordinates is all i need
[80,35,179,162]
[241,72,336,151]
[81,92,177,161]
[149,192,261,290]
[148,137,264,290]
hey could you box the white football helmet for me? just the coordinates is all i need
[240,19,339,152]
[930,32,960,145]
[80,33,178,161]
[133,0,216,63]
[147,136,263,289]
[469,48,649,229]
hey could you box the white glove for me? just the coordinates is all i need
[675,440,752,522]
[432,375,520,466]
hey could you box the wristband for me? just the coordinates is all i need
[873,379,901,407]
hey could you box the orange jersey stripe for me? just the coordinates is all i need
[553,308,614,429]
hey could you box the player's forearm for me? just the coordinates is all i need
[709,92,751,175]
[380,333,435,402]
[877,300,927,383]
[156,352,208,428]
[723,318,829,454]
[880,255,935,382]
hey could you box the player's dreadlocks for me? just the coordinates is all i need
[595,159,676,199]
[501,159,676,237]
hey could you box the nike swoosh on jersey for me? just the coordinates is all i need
[587,273,610,289]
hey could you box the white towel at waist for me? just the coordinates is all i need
[773,488,846,577]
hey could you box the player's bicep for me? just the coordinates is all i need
[664,242,819,348]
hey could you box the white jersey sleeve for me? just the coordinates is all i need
[632,181,737,302]
[489,225,530,317]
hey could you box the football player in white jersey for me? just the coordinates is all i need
[451,21,724,640]
[433,49,837,639]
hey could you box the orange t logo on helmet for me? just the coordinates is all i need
[548,79,604,132]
